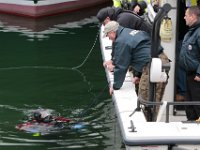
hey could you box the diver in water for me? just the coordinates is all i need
[32,109,72,128]
[16,109,84,134]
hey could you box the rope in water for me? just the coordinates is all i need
[72,31,99,69]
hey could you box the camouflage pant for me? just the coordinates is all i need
[139,52,170,102]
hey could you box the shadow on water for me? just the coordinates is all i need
[0,2,123,150]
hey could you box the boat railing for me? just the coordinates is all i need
[165,101,200,122]
[137,97,200,123]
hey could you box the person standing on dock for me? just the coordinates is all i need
[179,6,200,121]
[103,21,169,102]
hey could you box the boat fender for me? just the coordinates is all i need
[150,58,167,82]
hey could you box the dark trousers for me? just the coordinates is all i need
[185,72,200,120]
[176,67,186,96]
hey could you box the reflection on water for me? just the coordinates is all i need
[0,4,123,150]
[0,7,101,40]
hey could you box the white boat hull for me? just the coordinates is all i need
[0,0,110,17]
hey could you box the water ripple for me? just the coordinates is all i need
[0,66,72,71]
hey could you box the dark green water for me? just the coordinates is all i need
[0,7,122,150]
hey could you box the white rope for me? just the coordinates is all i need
[72,32,99,69]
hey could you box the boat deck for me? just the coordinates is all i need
[99,25,200,150]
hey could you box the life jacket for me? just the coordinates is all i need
[113,0,132,10]
[185,0,198,7]
[160,17,173,42]
[113,0,122,8]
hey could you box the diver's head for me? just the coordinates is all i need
[33,110,53,123]
[34,111,42,121]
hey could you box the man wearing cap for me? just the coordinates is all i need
[104,21,169,103]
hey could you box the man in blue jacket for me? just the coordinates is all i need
[179,6,200,121]
[103,21,169,102]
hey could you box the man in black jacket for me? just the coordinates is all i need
[96,6,152,34]
[179,6,200,121]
